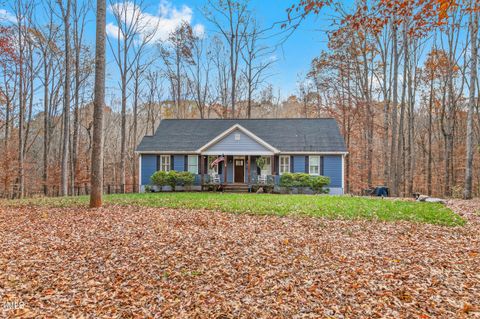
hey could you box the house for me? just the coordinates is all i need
[136,118,347,194]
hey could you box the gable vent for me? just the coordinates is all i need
[234,133,241,141]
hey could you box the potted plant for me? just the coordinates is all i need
[256,156,270,177]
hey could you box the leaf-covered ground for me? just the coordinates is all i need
[0,203,479,318]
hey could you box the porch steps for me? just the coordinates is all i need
[223,184,249,193]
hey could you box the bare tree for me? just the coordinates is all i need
[188,33,211,119]
[205,0,250,118]
[33,5,60,196]
[58,0,72,196]
[210,36,230,118]
[159,21,195,119]
[107,0,156,192]
[71,0,92,194]
[464,2,478,199]
[241,19,275,118]
[144,70,163,135]
[12,0,34,198]
[90,0,106,208]
[130,38,154,192]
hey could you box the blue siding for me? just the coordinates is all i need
[245,157,257,183]
[194,174,201,185]
[141,155,157,185]
[173,155,185,171]
[274,175,280,185]
[227,158,233,183]
[323,155,342,188]
[293,156,306,173]
[251,157,258,181]
[207,129,270,153]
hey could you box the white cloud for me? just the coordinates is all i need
[193,24,205,38]
[106,0,204,43]
[106,23,120,39]
[0,9,17,24]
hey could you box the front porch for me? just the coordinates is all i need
[199,155,277,192]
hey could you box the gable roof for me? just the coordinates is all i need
[136,118,347,153]
[197,124,279,154]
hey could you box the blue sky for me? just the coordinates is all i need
[100,0,340,96]
[0,0,347,98]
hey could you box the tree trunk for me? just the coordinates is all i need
[396,23,408,197]
[132,66,139,193]
[389,21,399,196]
[43,54,50,196]
[17,7,25,199]
[120,45,127,193]
[427,75,433,195]
[382,49,390,185]
[90,0,106,208]
[72,3,81,196]
[61,0,71,196]
[230,33,236,118]
[464,5,478,199]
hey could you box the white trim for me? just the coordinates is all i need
[136,151,197,155]
[279,155,290,175]
[308,155,320,175]
[341,154,345,192]
[136,150,347,155]
[279,151,348,155]
[201,150,274,156]
[196,124,280,153]
[160,155,170,172]
[187,155,198,174]
[233,156,245,183]
[138,154,142,191]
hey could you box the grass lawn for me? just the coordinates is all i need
[3,192,464,226]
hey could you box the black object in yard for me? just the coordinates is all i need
[374,186,389,197]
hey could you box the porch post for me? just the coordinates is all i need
[200,155,204,185]
[248,155,251,184]
[224,155,227,184]
[271,155,275,175]
[138,154,142,193]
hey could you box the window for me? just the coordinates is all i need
[309,156,320,175]
[188,155,198,174]
[279,156,290,175]
[160,155,170,172]
[208,156,218,174]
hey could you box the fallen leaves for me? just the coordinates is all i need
[0,204,479,318]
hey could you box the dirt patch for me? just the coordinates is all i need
[0,205,479,318]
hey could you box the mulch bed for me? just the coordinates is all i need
[0,204,479,318]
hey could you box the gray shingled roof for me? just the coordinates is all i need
[136,118,347,153]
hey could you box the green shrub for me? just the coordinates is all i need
[309,175,330,193]
[279,172,330,193]
[151,170,195,191]
[166,171,178,189]
[151,171,168,186]
[176,171,195,187]
[279,172,295,188]
[293,173,311,187]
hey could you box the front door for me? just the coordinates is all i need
[234,157,245,183]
